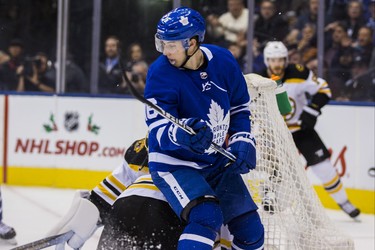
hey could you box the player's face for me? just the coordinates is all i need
[267,57,286,75]
[161,41,187,67]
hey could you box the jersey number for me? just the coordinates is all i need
[145,98,158,120]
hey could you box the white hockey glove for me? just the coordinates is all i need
[46,190,101,250]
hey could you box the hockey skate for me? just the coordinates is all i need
[339,200,361,220]
[0,222,17,245]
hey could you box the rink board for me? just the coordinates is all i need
[1,94,147,188]
[0,94,374,213]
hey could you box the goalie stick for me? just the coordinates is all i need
[10,231,74,250]
[120,63,236,162]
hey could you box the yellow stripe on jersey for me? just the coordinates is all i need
[97,182,117,201]
[128,163,149,173]
[135,176,153,183]
[108,174,127,192]
[127,183,160,191]
[318,89,332,96]
[220,238,232,249]
[288,125,301,130]
[284,78,306,83]
[320,81,329,87]
[318,88,331,93]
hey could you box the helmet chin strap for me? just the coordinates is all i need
[180,44,200,69]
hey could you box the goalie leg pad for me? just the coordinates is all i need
[47,190,100,249]
[228,211,264,250]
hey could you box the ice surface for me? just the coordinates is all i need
[1,185,373,250]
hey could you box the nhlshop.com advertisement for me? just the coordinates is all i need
[3,94,147,187]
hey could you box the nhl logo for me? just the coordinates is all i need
[200,72,208,79]
[64,112,79,132]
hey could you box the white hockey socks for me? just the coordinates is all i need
[310,159,348,205]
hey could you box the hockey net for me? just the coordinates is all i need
[243,74,354,250]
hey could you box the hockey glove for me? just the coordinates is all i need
[226,132,256,174]
[170,118,213,154]
[47,190,101,250]
[299,105,321,130]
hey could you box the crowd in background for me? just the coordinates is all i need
[0,0,373,102]
[204,0,374,102]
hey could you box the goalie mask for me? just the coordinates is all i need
[155,7,206,54]
[263,41,288,68]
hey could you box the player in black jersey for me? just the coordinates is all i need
[47,138,185,249]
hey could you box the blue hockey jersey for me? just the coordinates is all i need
[144,44,251,171]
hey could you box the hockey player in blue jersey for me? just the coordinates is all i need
[144,7,264,250]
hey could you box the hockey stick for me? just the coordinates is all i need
[10,231,74,250]
[120,64,236,162]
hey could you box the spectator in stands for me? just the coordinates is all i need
[326,0,349,22]
[366,0,375,45]
[342,0,367,40]
[254,0,289,45]
[124,42,148,94]
[64,53,88,93]
[326,1,367,44]
[228,42,245,71]
[352,26,373,67]
[125,43,147,71]
[285,0,319,47]
[344,25,375,102]
[343,26,374,100]
[294,0,319,31]
[98,36,126,94]
[324,22,353,100]
[303,47,320,76]
[0,39,24,91]
[297,23,317,55]
[16,52,54,92]
[324,22,351,69]
[206,0,249,48]
[129,61,148,94]
[288,45,303,65]
[251,38,267,74]
[17,51,87,93]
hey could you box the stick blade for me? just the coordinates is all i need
[10,231,74,250]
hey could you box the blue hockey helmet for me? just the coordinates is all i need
[155,7,205,52]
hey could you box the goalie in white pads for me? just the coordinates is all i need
[260,41,360,219]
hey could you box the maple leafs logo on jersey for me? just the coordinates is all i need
[206,100,230,154]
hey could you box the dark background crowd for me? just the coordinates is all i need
[0,0,374,102]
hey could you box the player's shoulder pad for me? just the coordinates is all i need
[124,137,148,168]
[201,44,236,64]
[284,64,310,81]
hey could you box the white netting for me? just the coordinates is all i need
[243,73,354,250]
